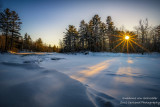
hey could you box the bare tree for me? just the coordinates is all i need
[137,18,150,54]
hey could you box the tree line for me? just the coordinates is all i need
[1,8,159,53]
[60,14,160,53]
[0,8,58,53]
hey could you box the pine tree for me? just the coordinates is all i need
[91,14,101,51]
[79,20,88,51]
[0,8,11,51]
[35,38,43,52]
[87,20,94,51]
[99,22,107,51]
[106,16,115,51]
[23,33,32,51]
[10,10,22,50]
[63,25,78,52]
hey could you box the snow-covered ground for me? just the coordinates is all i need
[0,52,160,107]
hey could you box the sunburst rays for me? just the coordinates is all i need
[112,32,149,53]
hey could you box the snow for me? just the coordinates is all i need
[0,52,160,107]
[0,55,95,107]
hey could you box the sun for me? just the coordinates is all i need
[125,35,129,40]
[111,31,149,53]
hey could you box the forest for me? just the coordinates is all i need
[0,8,160,53]
[60,15,160,53]
[0,8,59,53]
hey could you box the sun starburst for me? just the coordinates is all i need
[112,31,149,53]
[125,36,129,40]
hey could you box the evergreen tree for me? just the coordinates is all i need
[63,25,78,52]
[87,20,94,51]
[10,10,22,50]
[23,33,32,51]
[35,38,43,51]
[99,22,107,51]
[106,16,115,51]
[91,14,101,51]
[53,45,57,52]
[0,8,11,51]
[79,20,88,51]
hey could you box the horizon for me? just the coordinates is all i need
[1,0,160,46]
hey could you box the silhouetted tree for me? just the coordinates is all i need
[0,8,11,51]
[99,22,107,51]
[135,19,150,54]
[35,38,43,51]
[63,25,78,52]
[91,14,101,51]
[79,20,88,50]
[106,16,115,51]
[23,33,32,51]
[10,10,22,50]
[150,25,160,52]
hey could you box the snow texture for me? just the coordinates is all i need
[0,52,160,107]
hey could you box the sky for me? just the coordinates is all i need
[1,0,160,46]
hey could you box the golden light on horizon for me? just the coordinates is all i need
[125,35,129,40]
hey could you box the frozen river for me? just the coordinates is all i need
[41,53,160,106]
[0,52,160,107]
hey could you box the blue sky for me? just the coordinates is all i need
[1,0,160,46]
